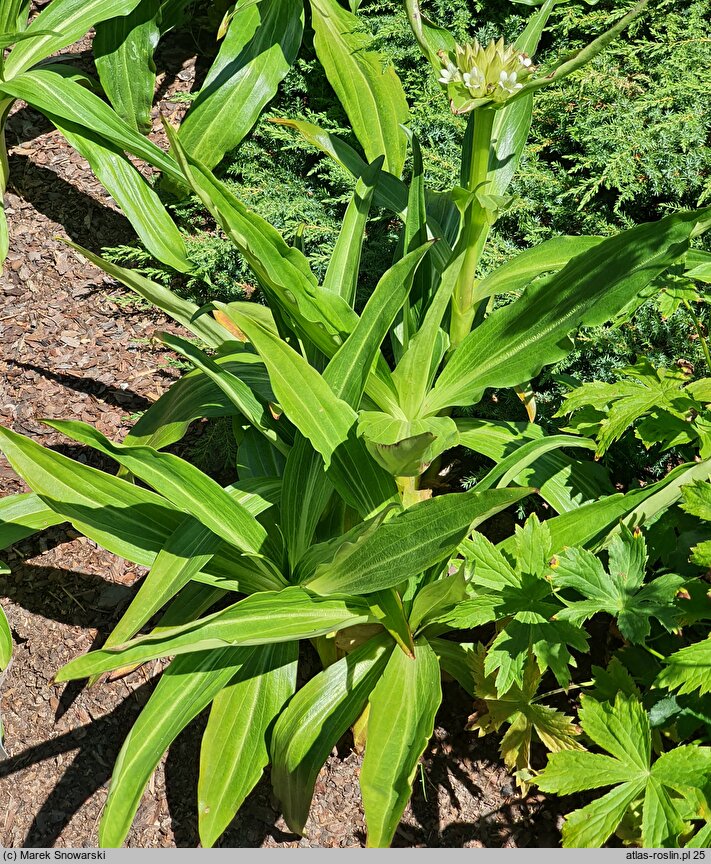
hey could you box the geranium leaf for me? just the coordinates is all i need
[537,693,711,847]
[467,647,582,779]
[656,639,711,696]
[552,526,684,643]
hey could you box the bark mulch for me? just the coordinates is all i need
[0,36,569,850]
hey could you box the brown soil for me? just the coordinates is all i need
[0,31,570,851]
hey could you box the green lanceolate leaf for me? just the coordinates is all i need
[0,424,184,567]
[390,260,453,418]
[269,116,463,271]
[87,576,227,687]
[153,581,226,634]
[271,632,393,834]
[368,589,414,657]
[159,332,290,453]
[473,236,604,303]
[99,647,254,848]
[9,423,280,593]
[537,693,711,847]
[43,420,271,561]
[57,127,191,273]
[486,0,557,200]
[408,568,466,632]
[232,312,397,519]
[165,131,362,358]
[0,491,64,550]
[179,0,303,169]
[63,242,230,347]
[403,0,456,68]
[325,241,432,409]
[206,548,287,597]
[2,69,182,185]
[656,639,711,697]
[198,641,298,847]
[281,436,334,573]
[291,503,393,585]
[304,486,532,596]
[322,158,381,304]
[0,204,8,270]
[456,419,612,512]
[98,516,221,655]
[55,588,375,681]
[271,117,408,215]
[276,243,430,562]
[165,124,319,302]
[276,120,457,274]
[309,0,409,176]
[605,459,711,542]
[431,639,477,695]
[0,603,11,670]
[4,0,143,76]
[123,355,273,451]
[0,1,31,36]
[399,130,431,342]
[498,457,711,559]
[360,635,442,847]
[425,208,711,412]
[238,427,287,479]
[94,0,160,133]
[475,434,596,492]
[0,29,63,50]
[686,250,711,284]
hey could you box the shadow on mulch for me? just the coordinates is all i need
[7,149,133,254]
[12,362,153,415]
[0,679,157,848]
[4,561,133,631]
[4,105,54,147]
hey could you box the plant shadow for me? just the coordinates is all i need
[5,145,134,253]
[0,677,157,848]
[10,361,153,415]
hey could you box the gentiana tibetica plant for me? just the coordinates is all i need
[1,0,710,849]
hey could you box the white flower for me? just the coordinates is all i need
[462,66,485,92]
[437,38,536,113]
[498,69,522,94]
[438,62,461,85]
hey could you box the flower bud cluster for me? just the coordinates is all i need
[437,37,536,112]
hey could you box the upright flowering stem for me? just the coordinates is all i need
[449,106,495,350]
[434,37,534,350]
